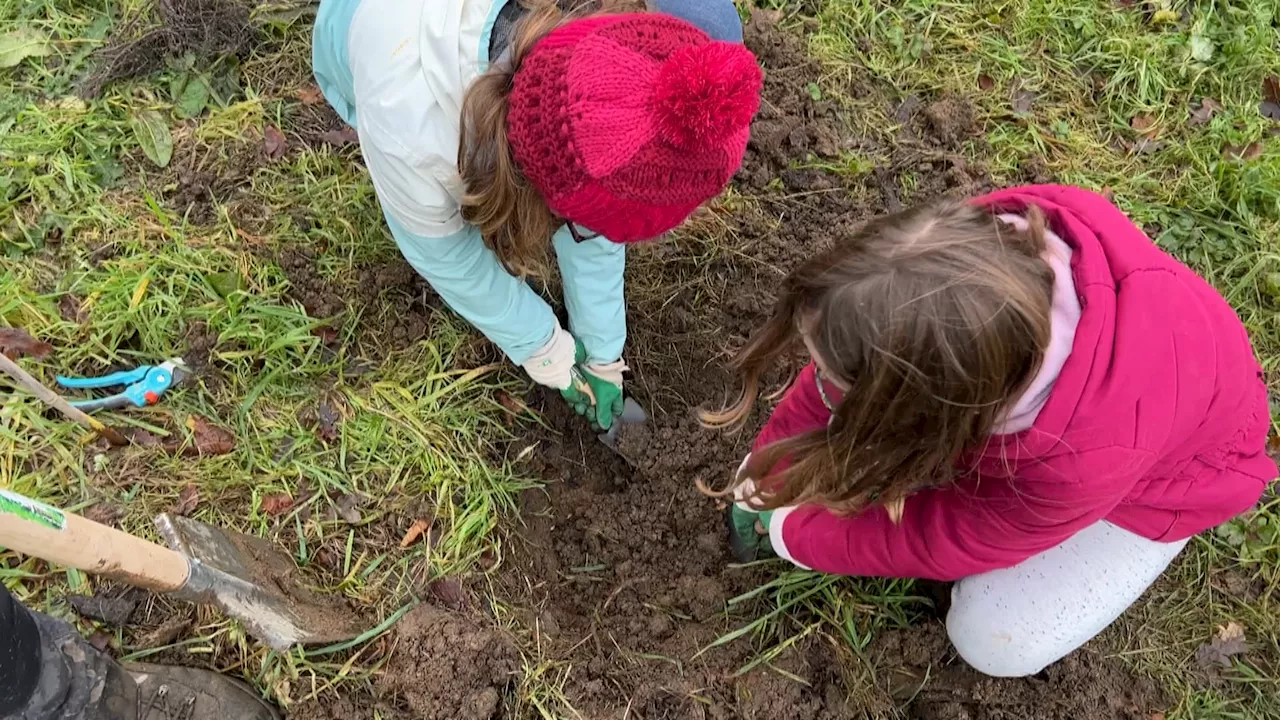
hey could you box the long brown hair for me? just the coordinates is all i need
[702,201,1056,517]
[457,0,647,277]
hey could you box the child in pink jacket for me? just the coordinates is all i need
[705,185,1276,677]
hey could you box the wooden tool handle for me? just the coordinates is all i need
[0,353,128,445]
[0,490,190,592]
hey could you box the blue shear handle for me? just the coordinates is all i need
[69,395,139,412]
[56,367,150,389]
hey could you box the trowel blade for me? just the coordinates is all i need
[597,397,647,450]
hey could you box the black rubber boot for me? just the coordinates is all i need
[5,610,278,720]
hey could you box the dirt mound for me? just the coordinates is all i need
[377,605,519,720]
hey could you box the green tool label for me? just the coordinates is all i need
[0,489,66,531]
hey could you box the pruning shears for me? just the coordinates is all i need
[55,359,186,412]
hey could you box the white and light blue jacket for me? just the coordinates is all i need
[312,0,741,365]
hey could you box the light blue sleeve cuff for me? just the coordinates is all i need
[552,226,626,364]
[384,211,557,365]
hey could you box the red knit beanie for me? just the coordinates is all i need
[506,14,763,243]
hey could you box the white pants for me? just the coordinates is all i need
[946,520,1188,677]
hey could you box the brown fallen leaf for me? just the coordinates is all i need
[1189,98,1221,126]
[496,391,524,426]
[1263,76,1280,122]
[300,396,343,443]
[0,328,53,360]
[1132,136,1164,154]
[263,125,287,160]
[977,73,995,91]
[428,577,467,610]
[261,493,295,517]
[1224,141,1263,161]
[1130,113,1156,132]
[1011,84,1035,115]
[171,415,236,457]
[123,427,162,448]
[88,631,113,652]
[318,127,359,146]
[1267,434,1279,464]
[134,614,192,649]
[1196,621,1247,669]
[83,503,124,527]
[399,518,432,548]
[171,483,200,516]
[311,325,339,346]
[336,493,362,524]
[58,295,87,324]
[295,85,325,105]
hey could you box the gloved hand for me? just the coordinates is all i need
[726,504,774,562]
[725,463,774,562]
[561,339,627,431]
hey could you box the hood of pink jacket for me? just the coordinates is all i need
[974,185,1274,540]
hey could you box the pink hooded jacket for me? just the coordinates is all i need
[755,185,1276,581]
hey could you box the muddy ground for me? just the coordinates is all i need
[283,11,1166,720]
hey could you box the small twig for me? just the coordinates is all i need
[0,354,128,445]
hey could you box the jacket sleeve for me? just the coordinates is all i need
[383,211,558,364]
[552,226,627,365]
[771,445,1157,580]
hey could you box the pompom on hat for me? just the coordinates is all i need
[506,13,763,243]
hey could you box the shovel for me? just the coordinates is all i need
[597,397,648,452]
[0,489,365,651]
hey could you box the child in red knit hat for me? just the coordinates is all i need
[312,0,761,428]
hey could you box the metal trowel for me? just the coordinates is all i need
[598,396,648,452]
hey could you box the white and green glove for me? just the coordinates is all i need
[520,325,628,430]
[727,467,775,561]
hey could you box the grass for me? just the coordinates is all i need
[2,0,1278,717]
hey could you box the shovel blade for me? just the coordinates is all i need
[598,397,648,450]
[156,514,366,651]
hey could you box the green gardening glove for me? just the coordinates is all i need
[725,505,775,562]
[560,340,625,431]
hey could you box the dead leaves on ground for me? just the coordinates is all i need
[299,394,344,444]
[171,483,201,516]
[125,414,237,457]
[1130,113,1156,132]
[1188,98,1221,126]
[1224,141,1263,162]
[318,127,358,146]
[263,125,287,160]
[0,327,53,360]
[181,415,236,457]
[1196,621,1248,671]
[399,517,433,548]
[261,493,295,517]
[295,84,325,105]
[1261,75,1280,122]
